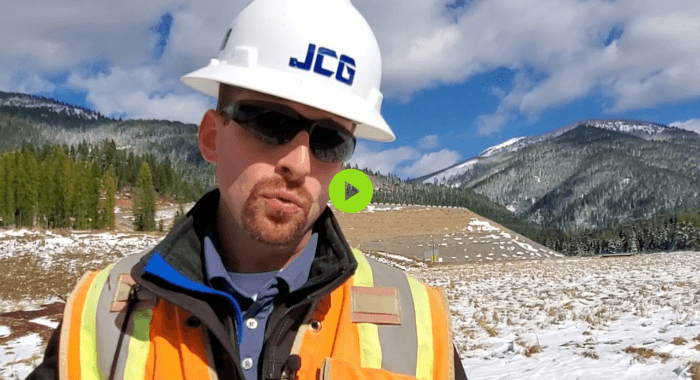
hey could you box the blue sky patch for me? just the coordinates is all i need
[604,25,624,47]
[78,58,112,77]
[151,12,173,60]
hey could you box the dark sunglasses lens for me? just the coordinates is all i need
[236,104,301,145]
[234,103,355,163]
[311,124,356,163]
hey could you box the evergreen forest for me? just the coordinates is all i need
[0,140,207,230]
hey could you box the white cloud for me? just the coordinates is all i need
[418,134,440,149]
[349,142,460,179]
[349,143,420,176]
[67,65,214,123]
[670,119,700,134]
[0,0,245,110]
[364,0,700,133]
[399,149,461,179]
[4,0,700,136]
[6,71,57,95]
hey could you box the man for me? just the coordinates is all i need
[28,0,468,379]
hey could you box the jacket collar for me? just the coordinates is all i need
[138,188,358,300]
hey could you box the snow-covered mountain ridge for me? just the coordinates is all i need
[412,118,700,230]
[578,118,669,135]
[0,91,105,121]
[417,118,686,186]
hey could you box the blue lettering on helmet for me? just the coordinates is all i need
[289,43,355,86]
[220,28,232,51]
[289,43,316,71]
[313,47,337,77]
[335,55,355,86]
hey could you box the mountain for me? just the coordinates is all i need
[0,91,109,125]
[0,91,215,188]
[413,119,700,231]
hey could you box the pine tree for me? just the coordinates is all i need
[13,151,31,227]
[0,155,5,226]
[52,147,70,228]
[103,165,117,230]
[87,161,102,229]
[37,160,57,228]
[20,151,39,227]
[134,161,156,231]
[71,163,89,230]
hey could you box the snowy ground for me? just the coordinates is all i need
[1,226,699,379]
[407,251,700,380]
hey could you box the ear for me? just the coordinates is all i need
[198,109,221,164]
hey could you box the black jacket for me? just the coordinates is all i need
[27,189,467,380]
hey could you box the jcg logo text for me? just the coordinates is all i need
[289,43,356,86]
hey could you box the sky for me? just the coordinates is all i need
[3,0,700,180]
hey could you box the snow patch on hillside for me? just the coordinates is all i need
[0,229,162,268]
[480,137,526,157]
[422,159,478,184]
[584,119,667,135]
[0,95,102,120]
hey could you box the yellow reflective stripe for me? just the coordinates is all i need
[79,265,113,380]
[351,248,373,287]
[123,308,153,379]
[351,248,382,369]
[407,275,433,380]
[357,321,382,369]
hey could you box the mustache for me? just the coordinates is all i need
[250,177,313,213]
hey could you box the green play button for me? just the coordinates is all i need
[329,169,373,213]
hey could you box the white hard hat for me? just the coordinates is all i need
[181,0,395,142]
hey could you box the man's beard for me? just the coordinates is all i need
[240,177,314,245]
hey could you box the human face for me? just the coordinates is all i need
[199,86,355,246]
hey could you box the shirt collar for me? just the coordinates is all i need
[203,223,318,295]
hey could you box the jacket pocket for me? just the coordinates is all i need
[319,357,420,380]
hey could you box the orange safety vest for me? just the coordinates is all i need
[58,249,454,380]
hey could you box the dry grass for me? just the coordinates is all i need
[671,337,688,345]
[0,254,78,301]
[409,250,700,359]
[475,316,499,337]
[624,346,671,363]
[524,345,542,357]
[581,350,599,360]
[623,347,655,361]
[689,362,700,380]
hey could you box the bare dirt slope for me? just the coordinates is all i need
[331,203,562,264]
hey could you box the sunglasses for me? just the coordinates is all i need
[219,101,356,164]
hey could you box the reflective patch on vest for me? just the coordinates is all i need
[351,286,401,325]
[110,274,156,312]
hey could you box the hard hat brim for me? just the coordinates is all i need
[181,64,396,142]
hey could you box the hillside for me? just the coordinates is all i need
[414,119,700,231]
[0,91,535,242]
[0,91,216,189]
[331,203,561,265]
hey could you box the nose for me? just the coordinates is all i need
[277,130,311,182]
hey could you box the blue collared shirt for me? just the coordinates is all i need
[203,229,317,380]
